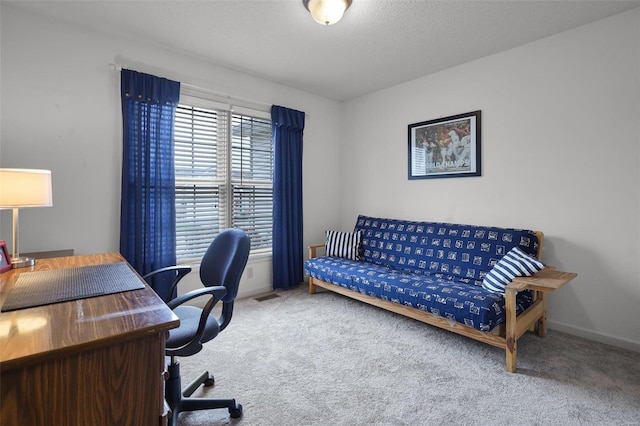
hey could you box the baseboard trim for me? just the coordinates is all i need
[237,283,272,300]
[548,320,640,353]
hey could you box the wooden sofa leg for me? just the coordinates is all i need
[506,341,517,373]
[505,287,518,373]
[309,277,317,294]
[537,292,547,337]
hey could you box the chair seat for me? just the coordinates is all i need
[167,305,220,349]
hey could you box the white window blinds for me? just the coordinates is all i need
[174,102,273,259]
[231,114,273,251]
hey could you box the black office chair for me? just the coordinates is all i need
[143,228,250,425]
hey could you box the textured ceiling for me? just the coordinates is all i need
[6,0,639,101]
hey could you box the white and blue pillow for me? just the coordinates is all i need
[482,246,545,294]
[325,230,363,261]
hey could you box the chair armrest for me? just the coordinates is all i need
[308,243,325,259]
[142,265,193,303]
[168,286,228,354]
[167,286,227,310]
[142,265,193,280]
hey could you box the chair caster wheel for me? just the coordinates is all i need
[204,375,215,387]
[229,403,243,419]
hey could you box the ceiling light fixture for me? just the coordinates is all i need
[303,0,352,26]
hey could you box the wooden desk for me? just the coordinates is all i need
[0,253,179,425]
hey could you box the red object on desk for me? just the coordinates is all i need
[0,241,12,273]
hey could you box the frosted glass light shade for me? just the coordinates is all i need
[303,0,352,25]
[0,169,53,208]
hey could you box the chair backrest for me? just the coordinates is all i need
[200,228,251,303]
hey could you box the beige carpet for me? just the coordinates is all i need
[176,285,640,426]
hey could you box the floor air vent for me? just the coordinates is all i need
[254,293,280,302]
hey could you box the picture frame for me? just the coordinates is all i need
[408,110,481,179]
[0,240,12,273]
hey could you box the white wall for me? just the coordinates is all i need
[0,5,343,298]
[341,9,640,351]
[2,4,638,352]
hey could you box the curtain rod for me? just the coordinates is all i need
[109,63,274,112]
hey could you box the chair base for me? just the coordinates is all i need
[166,361,242,426]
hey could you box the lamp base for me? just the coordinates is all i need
[11,256,35,268]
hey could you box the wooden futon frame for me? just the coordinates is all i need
[307,239,577,373]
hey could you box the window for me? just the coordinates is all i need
[231,114,273,250]
[174,100,273,259]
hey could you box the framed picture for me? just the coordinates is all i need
[0,241,12,273]
[408,110,481,179]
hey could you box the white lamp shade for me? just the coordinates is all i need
[305,0,351,25]
[0,169,53,208]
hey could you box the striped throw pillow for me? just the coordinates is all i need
[325,230,363,261]
[482,246,545,294]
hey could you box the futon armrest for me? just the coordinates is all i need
[308,243,325,259]
[507,267,577,293]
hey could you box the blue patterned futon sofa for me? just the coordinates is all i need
[305,215,550,372]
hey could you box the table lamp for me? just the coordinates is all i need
[0,169,53,268]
